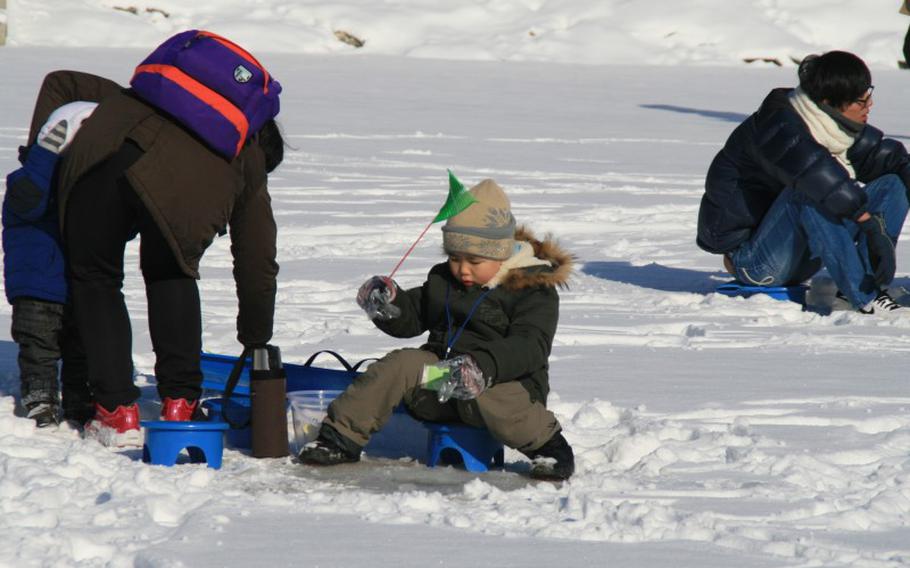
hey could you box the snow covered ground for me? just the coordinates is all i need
[4,0,910,69]
[2,2,910,568]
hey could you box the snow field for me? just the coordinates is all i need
[1,15,910,567]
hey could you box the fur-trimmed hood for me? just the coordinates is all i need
[491,226,574,291]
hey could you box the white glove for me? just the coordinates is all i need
[37,101,98,153]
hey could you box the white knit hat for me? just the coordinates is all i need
[37,101,98,153]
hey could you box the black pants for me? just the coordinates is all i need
[11,297,90,411]
[904,23,910,65]
[64,142,202,411]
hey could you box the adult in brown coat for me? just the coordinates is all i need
[30,70,282,446]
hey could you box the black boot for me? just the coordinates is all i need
[524,432,575,481]
[298,424,362,465]
[21,376,61,428]
[26,401,60,428]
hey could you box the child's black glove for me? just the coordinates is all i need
[859,214,896,287]
[356,276,401,320]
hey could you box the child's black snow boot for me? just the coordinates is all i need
[21,377,60,428]
[298,424,362,465]
[26,401,60,428]
[523,431,575,481]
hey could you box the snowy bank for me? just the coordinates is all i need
[3,0,909,69]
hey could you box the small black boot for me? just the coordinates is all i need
[21,377,60,428]
[26,401,60,428]
[298,424,362,465]
[524,432,575,481]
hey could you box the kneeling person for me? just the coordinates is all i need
[697,50,910,314]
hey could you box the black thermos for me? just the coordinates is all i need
[250,345,289,458]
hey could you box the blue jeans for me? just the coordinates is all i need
[730,174,909,308]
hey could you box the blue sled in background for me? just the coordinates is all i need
[715,280,808,304]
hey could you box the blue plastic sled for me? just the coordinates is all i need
[199,397,253,449]
[201,350,503,471]
[200,350,371,397]
[200,350,373,450]
[715,280,808,304]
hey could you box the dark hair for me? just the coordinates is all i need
[258,119,285,173]
[797,51,871,108]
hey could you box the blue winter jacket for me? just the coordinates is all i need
[2,144,67,304]
[697,88,910,255]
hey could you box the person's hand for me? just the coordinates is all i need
[356,276,401,320]
[423,355,490,403]
[859,214,896,287]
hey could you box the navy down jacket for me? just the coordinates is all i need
[697,88,910,255]
[2,145,67,304]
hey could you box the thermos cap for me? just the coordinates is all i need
[252,345,283,371]
[252,347,269,371]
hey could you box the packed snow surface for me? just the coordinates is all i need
[2,1,910,567]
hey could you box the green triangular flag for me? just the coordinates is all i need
[433,169,477,223]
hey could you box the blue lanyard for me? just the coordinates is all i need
[444,285,493,359]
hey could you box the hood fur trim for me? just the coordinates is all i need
[496,226,575,291]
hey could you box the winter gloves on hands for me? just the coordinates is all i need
[422,354,491,403]
[859,214,896,287]
[356,276,401,320]
[358,276,492,401]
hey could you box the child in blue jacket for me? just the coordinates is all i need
[3,102,97,427]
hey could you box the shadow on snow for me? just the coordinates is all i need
[639,103,749,123]
[582,261,729,294]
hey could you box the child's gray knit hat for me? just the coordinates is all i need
[442,179,516,260]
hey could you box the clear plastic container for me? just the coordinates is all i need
[287,390,343,452]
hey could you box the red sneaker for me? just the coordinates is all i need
[83,403,142,448]
[161,398,200,421]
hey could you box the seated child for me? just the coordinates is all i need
[2,101,97,427]
[298,178,576,480]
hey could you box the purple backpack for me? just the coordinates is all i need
[130,30,281,159]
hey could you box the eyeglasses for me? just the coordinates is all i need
[852,86,875,109]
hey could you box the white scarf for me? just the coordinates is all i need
[788,87,856,178]
[483,241,551,289]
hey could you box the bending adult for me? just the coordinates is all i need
[33,52,282,446]
[698,50,910,314]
